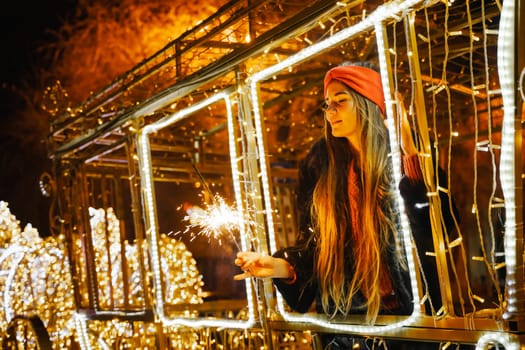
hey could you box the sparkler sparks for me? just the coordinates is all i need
[179,194,246,250]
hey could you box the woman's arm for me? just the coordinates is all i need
[234,252,295,281]
[399,154,458,315]
[234,247,317,313]
[396,92,419,157]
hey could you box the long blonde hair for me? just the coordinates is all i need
[312,88,399,324]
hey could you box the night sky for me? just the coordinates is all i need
[0,1,76,85]
[0,1,77,235]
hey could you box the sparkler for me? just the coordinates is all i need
[179,194,245,251]
[175,154,249,250]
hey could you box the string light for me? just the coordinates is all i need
[1,0,520,346]
[248,0,428,333]
[137,88,256,329]
[0,200,206,348]
[475,332,520,350]
[75,314,92,350]
[497,0,520,321]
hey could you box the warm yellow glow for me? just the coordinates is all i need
[180,194,248,250]
[0,201,204,348]
[248,0,425,334]
[136,90,256,329]
[497,0,519,321]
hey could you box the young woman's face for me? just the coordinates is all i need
[324,80,359,144]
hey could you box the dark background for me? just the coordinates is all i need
[0,1,76,235]
[0,1,76,86]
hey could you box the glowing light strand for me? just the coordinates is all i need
[497,0,519,320]
[137,90,255,329]
[75,313,93,350]
[1,247,28,322]
[248,0,425,333]
[376,20,421,316]
[475,331,520,350]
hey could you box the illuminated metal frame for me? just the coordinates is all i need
[75,0,522,344]
[475,331,520,350]
[247,0,522,341]
[497,0,521,323]
[136,88,257,328]
[248,0,425,334]
[486,0,525,342]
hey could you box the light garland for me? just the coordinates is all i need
[375,20,422,317]
[136,88,256,329]
[497,0,520,321]
[86,207,204,309]
[248,0,425,333]
[74,314,92,350]
[0,202,76,349]
[0,0,520,347]
[0,201,206,349]
[1,246,28,323]
[475,331,520,350]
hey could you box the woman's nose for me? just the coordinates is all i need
[324,107,336,121]
[324,102,337,112]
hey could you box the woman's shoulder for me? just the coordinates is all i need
[301,138,327,167]
[308,137,327,156]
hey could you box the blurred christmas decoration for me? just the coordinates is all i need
[41,81,71,118]
[0,201,75,349]
[85,206,205,309]
[0,202,206,349]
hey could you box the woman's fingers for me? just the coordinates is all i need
[234,252,258,275]
[234,271,252,280]
[234,252,276,279]
[235,252,263,269]
[236,251,261,261]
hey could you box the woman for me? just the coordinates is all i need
[235,62,454,340]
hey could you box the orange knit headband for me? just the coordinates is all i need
[323,65,385,115]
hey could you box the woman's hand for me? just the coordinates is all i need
[234,252,293,280]
[395,93,418,156]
